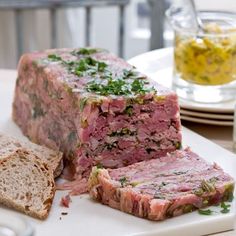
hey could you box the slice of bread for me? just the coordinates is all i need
[0,149,55,219]
[0,133,63,178]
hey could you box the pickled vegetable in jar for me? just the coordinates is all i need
[174,23,236,86]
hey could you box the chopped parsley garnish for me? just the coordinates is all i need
[123,69,138,78]
[131,78,149,93]
[119,176,128,187]
[97,61,107,72]
[198,202,231,216]
[48,54,62,61]
[198,209,213,215]
[86,77,154,96]
[73,57,108,77]
[220,202,230,214]
[86,78,130,96]
[48,54,108,77]
[71,48,99,56]
[47,52,156,96]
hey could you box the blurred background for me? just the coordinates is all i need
[0,0,235,69]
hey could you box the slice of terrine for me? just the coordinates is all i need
[12,48,181,193]
[88,148,234,220]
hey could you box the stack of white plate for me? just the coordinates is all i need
[179,103,234,126]
[128,48,236,126]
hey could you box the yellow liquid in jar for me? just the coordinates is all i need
[174,24,236,86]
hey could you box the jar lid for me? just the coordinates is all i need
[166,6,236,36]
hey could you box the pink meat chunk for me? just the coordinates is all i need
[88,148,234,220]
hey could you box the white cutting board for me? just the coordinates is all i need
[0,70,235,236]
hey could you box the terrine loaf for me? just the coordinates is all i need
[89,148,234,220]
[13,48,181,193]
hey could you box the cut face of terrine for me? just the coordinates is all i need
[88,148,234,221]
[12,48,181,193]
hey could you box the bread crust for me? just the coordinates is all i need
[0,132,63,178]
[0,149,55,220]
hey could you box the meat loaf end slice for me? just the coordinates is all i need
[13,48,182,193]
[88,148,234,221]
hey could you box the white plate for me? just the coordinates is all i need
[180,109,234,121]
[0,209,33,236]
[0,70,236,236]
[128,48,236,113]
[181,115,234,126]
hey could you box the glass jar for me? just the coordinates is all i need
[168,10,236,103]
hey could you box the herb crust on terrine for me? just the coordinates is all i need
[13,48,182,194]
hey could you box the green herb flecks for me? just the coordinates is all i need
[228,192,234,202]
[194,179,215,196]
[220,202,231,214]
[48,54,62,61]
[223,183,234,202]
[130,181,141,187]
[198,209,214,215]
[174,141,182,150]
[173,171,188,175]
[71,48,99,56]
[198,202,231,216]
[96,163,103,169]
[86,77,154,96]
[109,128,136,137]
[86,78,129,96]
[48,54,108,77]
[47,52,156,96]
[30,95,45,119]
[123,69,138,78]
[119,176,128,187]
[106,141,118,150]
[124,105,133,116]
[183,204,194,213]
[79,97,88,111]
[201,179,215,192]
[131,78,150,94]
[72,57,108,77]
[32,105,45,119]
[194,188,204,196]
[202,199,209,206]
